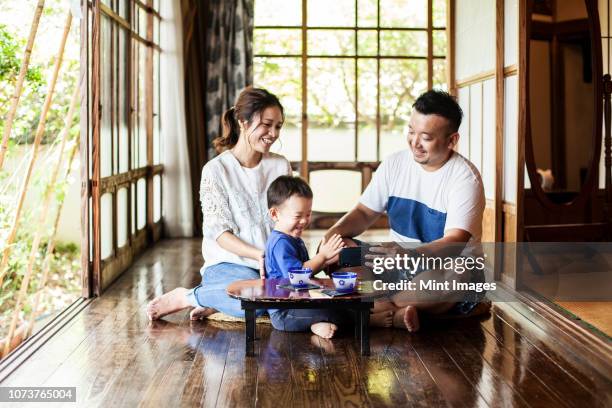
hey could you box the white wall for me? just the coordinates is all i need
[482,78,496,199]
[469,82,483,172]
[503,75,519,204]
[455,0,496,79]
[454,1,499,203]
[505,0,518,67]
[457,87,470,158]
[503,0,519,204]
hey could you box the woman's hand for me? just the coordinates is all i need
[318,234,345,261]
[216,232,266,278]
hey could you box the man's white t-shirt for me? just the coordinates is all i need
[360,149,485,243]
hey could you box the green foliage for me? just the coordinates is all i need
[0,200,81,339]
[0,23,44,104]
[0,23,79,145]
[253,0,448,149]
[0,3,81,340]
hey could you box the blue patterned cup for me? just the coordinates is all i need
[288,267,312,288]
[331,272,358,293]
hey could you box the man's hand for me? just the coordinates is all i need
[363,243,417,268]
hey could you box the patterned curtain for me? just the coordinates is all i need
[205,0,254,159]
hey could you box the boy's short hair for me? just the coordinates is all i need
[412,89,463,133]
[267,175,313,209]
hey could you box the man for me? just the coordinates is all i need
[325,90,486,331]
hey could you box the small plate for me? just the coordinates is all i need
[276,283,321,291]
[321,289,355,297]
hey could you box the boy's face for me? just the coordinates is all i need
[269,195,313,238]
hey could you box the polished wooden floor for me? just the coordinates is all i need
[1,238,611,407]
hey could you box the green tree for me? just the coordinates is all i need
[0,22,78,146]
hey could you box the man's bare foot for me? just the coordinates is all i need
[310,322,338,339]
[189,306,216,321]
[370,311,393,327]
[310,334,336,353]
[393,306,420,332]
[372,299,396,313]
[146,287,191,320]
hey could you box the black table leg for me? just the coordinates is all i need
[360,308,370,356]
[245,307,256,357]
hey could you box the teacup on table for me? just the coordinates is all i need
[288,267,312,288]
[331,272,358,293]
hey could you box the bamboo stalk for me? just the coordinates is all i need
[2,85,79,356]
[0,13,72,290]
[25,115,80,339]
[0,0,46,170]
[0,321,31,359]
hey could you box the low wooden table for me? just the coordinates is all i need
[226,278,378,357]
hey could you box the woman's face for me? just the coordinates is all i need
[241,106,283,153]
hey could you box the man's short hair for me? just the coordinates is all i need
[267,175,313,209]
[412,90,463,133]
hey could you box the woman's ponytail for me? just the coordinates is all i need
[213,106,240,153]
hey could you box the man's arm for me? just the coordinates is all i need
[365,228,472,269]
[416,228,471,257]
[324,203,382,241]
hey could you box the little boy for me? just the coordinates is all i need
[264,175,348,339]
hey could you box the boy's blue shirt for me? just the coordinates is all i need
[264,230,310,279]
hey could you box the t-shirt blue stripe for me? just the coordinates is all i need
[387,196,446,243]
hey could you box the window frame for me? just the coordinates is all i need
[253,0,454,220]
[81,0,163,296]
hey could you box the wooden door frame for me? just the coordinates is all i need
[80,0,164,297]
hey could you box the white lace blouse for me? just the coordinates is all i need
[200,150,292,269]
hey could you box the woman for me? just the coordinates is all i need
[146,87,291,320]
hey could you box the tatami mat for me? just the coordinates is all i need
[556,302,612,337]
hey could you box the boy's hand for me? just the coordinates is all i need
[258,252,266,279]
[319,234,345,261]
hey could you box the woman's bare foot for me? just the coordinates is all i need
[393,306,420,332]
[310,322,338,339]
[370,311,393,327]
[146,287,191,320]
[310,334,336,353]
[146,320,192,343]
[189,306,216,321]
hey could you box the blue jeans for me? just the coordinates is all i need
[269,309,352,332]
[186,262,265,318]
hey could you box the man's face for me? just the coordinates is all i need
[407,110,458,170]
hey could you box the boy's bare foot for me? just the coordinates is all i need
[146,287,191,320]
[310,334,336,353]
[310,322,338,339]
[370,311,393,327]
[393,306,420,332]
[189,306,216,321]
